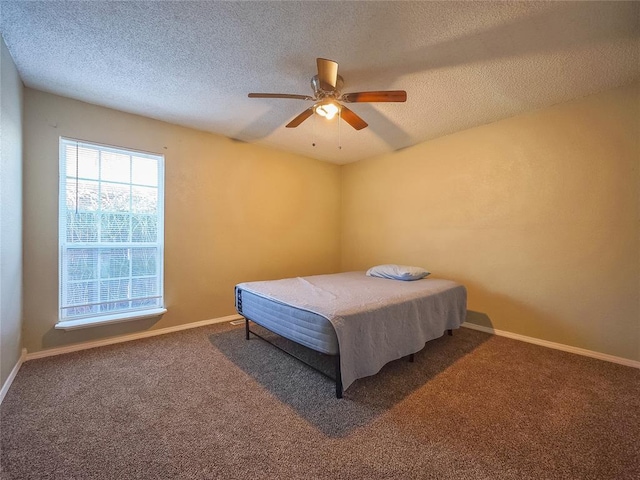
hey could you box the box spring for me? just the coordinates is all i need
[236,288,339,355]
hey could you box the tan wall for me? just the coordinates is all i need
[21,83,640,362]
[0,37,24,384]
[23,89,341,353]
[341,83,640,361]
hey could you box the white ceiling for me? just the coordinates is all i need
[1,1,638,164]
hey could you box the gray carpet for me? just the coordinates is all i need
[1,322,638,479]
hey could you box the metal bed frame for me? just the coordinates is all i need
[244,317,344,398]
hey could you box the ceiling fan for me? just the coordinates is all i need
[248,58,407,131]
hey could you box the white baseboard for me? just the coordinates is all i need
[0,348,27,404]
[461,322,640,369]
[25,314,243,361]
[21,316,639,369]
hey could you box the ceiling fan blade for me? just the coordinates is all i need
[248,93,314,100]
[341,90,407,103]
[317,58,338,89]
[340,105,368,130]
[286,107,315,128]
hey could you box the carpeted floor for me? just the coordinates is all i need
[1,322,638,479]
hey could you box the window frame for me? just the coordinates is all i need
[56,137,166,330]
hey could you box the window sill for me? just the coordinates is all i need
[55,308,167,331]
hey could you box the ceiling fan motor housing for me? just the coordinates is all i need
[311,74,344,99]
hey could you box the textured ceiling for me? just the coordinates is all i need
[1,1,638,164]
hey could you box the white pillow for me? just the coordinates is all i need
[366,264,430,281]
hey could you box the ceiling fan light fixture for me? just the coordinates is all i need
[315,101,340,120]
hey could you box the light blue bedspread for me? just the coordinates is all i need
[237,271,467,392]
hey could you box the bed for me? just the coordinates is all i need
[234,271,467,398]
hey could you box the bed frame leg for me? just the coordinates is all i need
[335,355,343,399]
[447,329,453,336]
[245,318,250,340]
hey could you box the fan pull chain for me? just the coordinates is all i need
[312,112,317,147]
[338,109,342,150]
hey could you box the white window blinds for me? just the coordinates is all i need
[59,138,165,322]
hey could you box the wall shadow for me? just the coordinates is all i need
[209,320,491,437]
[461,279,596,353]
[465,310,494,329]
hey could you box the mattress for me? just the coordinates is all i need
[236,289,339,355]
[235,272,467,392]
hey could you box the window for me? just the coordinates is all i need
[58,138,165,328]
